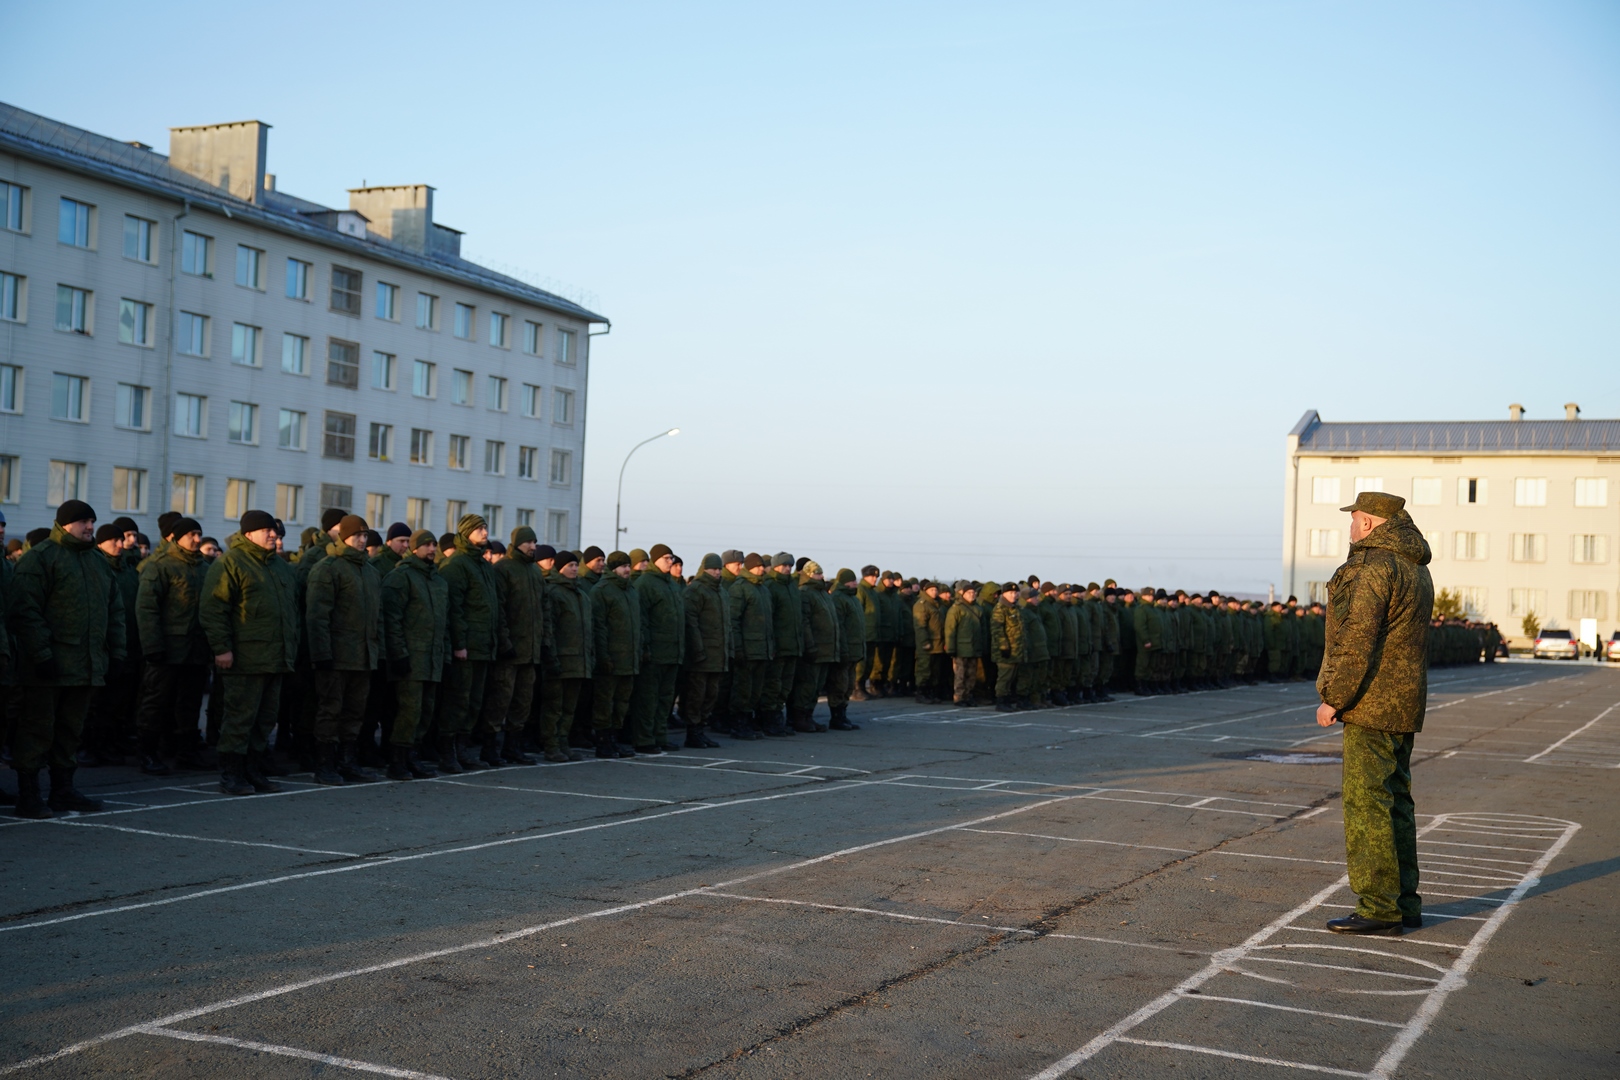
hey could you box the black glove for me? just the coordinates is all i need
[34,656,59,682]
[498,646,518,661]
[314,658,335,671]
[999,648,1011,659]
[388,656,412,679]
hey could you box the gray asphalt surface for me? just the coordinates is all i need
[1,662,1615,1079]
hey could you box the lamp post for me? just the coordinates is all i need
[615,428,680,545]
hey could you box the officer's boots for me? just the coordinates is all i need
[243,754,282,793]
[828,705,860,730]
[407,745,439,777]
[139,733,172,776]
[789,708,818,734]
[478,732,506,769]
[455,735,487,771]
[500,732,538,765]
[684,722,721,749]
[758,709,791,737]
[313,743,345,786]
[13,771,52,818]
[217,753,254,796]
[995,697,1017,712]
[338,743,382,783]
[387,744,416,781]
[47,769,105,812]
[436,735,463,774]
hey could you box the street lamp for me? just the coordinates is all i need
[615,427,680,545]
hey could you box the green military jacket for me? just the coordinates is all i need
[944,598,985,658]
[200,534,299,675]
[1023,600,1050,662]
[1318,511,1434,733]
[1039,598,1068,660]
[1102,599,1121,654]
[0,553,13,683]
[10,523,127,686]
[1187,605,1209,655]
[547,573,596,679]
[1071,598,1092,658]
[306,542,383,671]
[136,543,210,665]
[592,571,642,676]
[635,567,686,666]
[683,573,732,673]
[857,579,882,643]
[382,553,449,682]
[440,537,509,661]
[766,570,805,659]
[369,546,403,578]
[914,593,945,654]
[800,578,840,664]
[495,548,549,665]
[1132,599,1161,654]
[990,597,1027,662]
[729,571,775,661]
[877,583,904,645]
[1160,603,1180,653]
[105,550,141,672]
[833,583,867,663]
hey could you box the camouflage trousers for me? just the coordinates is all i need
[1342,723,1421,922]
[824,662,857,710]
[1017,660,1048,702]
[760,655,797,714]
[13,684,96,771]
[630,663,680,747]
[391,679,438,747]
[1097,652,1114,688]
[952,657,977,702]
[994,661,1019,700]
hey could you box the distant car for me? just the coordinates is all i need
[1607,632,1620,663]
[1532,629,1578,660]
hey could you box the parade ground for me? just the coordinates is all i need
[0,664,1615,1079]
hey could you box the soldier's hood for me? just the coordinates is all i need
[1354,510,1431,566]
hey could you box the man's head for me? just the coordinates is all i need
[861,564,879,586]
[608,550,633,579]
[200,537,221,559]
[386,521,412,555]
[702,552,724,580]
[321,506,346,539]
[556,550,580,578]
[512,525,538,558]
[744,552,765,578]
[410,529,439,561]
[536,543,557,571]
[802,559,824,582]
[582,545,606,573]
[772,552,794,574]
[1341,491,1403,543]
[338,514,369,551]
[650,543,674,573]
[173,518,203,553]
[95,522,124,556]
[56,499,97,542]
[457,514,489,548]
[240,509,279,551]
[836,567,856,591]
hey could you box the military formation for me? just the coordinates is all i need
[0,501,1503,818]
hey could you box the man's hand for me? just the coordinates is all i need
[215,652,233,670]
[453,649,468,661]
[1316,702,1339,727]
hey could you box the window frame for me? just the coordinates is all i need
[412,359,437,399]
[415,292,439,330]
[552,387,574,425]
[235,244,265,290]
[178,310,209,357]
[447,433,471,471]
[451,368,474,407]
[122,215,155,263]
[180,229,212,276]
[227,400,259,445]
[278,408,308,451]
[375,280,399,321]
[111,466,148,514]
[371,350,397,391]
[115,382,150,431]
[489,311,509,349]
[409,428,434,466]
[0,270,24,323]
[58,197,94,249]
[484,439,505,476]
[55,285,92,335]
[230,322,262,367]
[173,391,207,439]
[330,265,363,316]
[549,448,573,486]
[369,422,394,462]
[323,410,358,461]
[453,302,476,341]
[286,258,312,300]
[119,298,154,347]
[1,181,29,234]
[326,337,360,389]
[0,363,23,414]
[51,372,90,424]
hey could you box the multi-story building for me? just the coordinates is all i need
[1283,405,1620,646]
[0,102,606,549]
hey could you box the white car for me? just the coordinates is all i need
[1532,629,1578,660]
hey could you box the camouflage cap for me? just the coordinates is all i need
[1340,491,1405,518]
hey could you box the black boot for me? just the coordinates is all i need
[47,768,104,812]
[407,745,439,778]
[140,753,172,776]
[217,753,254,796]
[253,748,292,777]
[13,770,52,818]
[685,723,721,749]
[593,731,619,759]
[456,735,488,770]
[479,732,505,769]
[500,732,537,765]
[789,708,818,734]
[312,742,345,786]
[995,697,1016,712]
[338,743,381,783]
[758,709,791,737]
[243,753,282,793]
[829,705,860,731]
[436,735,463,774]
[387,744,415,781]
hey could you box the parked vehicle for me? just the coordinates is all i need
[1532,629,1579,660]
[1606,632,1620,662]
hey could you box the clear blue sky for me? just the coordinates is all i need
[6,1,1616,590]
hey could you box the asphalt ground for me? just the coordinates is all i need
[0,661,1615,1079]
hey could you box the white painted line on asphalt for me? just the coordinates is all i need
[48,820,361,858]
[137,1026,456,1080]
[1423,839,1544,855]
[432,779,676,805]
[959,828,1197,856]
[1415,890,1506,903]
[1180,992,1403,1027]
[1110,1037,1374,1077]
[1523,701,1620,763]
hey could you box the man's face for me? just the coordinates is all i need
[938,589,951,602]
[344,532,367,551]
[201,541,221,559]
[415,541,438,561]
[633,560,649,572]
[1349,510,1385,543]
[725,562,744,576]
[245,527,277,551]
[469,526,489,546]
[63,518,95,541]
[98,537,123,557]
[585,557,606,573]
[538,557,555,571]
[517,540,537,557]
[484,549,502,564]
[655,555,675,574]
[962,588,976,603]
[863,574,878,586]
[705,567,722,580]
[747,564,765,578]
[1002,589,1017,603]
[925,586,938,599]
[614,563,632,579]
[122,532,139,553]
[388,536,410,555]
[561,562,579,578]
[176,530,203,553]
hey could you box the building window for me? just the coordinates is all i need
[286,258,311,300]
[1453,531,1487,561]
[375,281,399,320]
[1310,477,1340,506]
[1514,477,1548,507]
[445,500,467,534]
[447,434,470,471]
[231,323,262,366]
[453,302,475,340]
[55,285,91,334]
[1510,533,1546,563]
[518,446,538,480]
[119,300,153,346]
[224,478,256,520]
[1570,590,1608,620]
[556,328,575,364]
[278,409,306,450]
[228,401,258,444]
[1508,589,1545,619]
[1459,477,1487,505]
[1,181,27,232]
[0,454,16,504]
[1306,581,1328,604]
[366,492,390,525]
[523,320,542,356]
[1572,535,1609,565]
[323,411,357,460]
[521,383,541,418]
[416,292,438,330]
[111,467,147,513]
[277,483,303,523]
[549,449,572,486]
[412,359,436,398]
[171,473,203,514]
[369,422,393,461]
[451,368,473,406]
[489,311,509,348]
[487,375,508,412]
[52,373,88,422]
[1307,529,1340,558]
[410,428,434,465]
[48,460,88,504]
[114,383,149,430]
[235,245,264,289]
[371,351,396,391]
[327,338,360,388]
[1410,477,1441,506]
[1575,477,1609,508]
[180,230,211,275]
[1353,476,1384,497]
[482,505,502,537]
[320,484,354,515]
[1,363,22,412]
[553,387,574,424]
[123,215,155,262]
[0,271,23,321]
[282,333,309,375]
[515,508,534,528]
[1457,587,1487,619]
[174,392,206,437]
[484,440,505,475]
[58,197,93,248]
[546,509,569,547]
[406,497,430,530]
[178,311,208,356]
[330,266,362,314]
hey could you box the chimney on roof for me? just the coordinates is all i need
[348,184,434,252]
[168,120,271,204]
[1565,402,1581,421]
[1508,403,1525,421]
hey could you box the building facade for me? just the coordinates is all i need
[0,103,606,549]
[1283,406,1620,646]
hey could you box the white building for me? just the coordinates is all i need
[1282,405,1620,646]
[0,103,607,548]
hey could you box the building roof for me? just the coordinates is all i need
[0,101,607,325]
[1290,410,1620,455]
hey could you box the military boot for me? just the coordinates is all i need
[13,771,52,819]
[789,708,818,734]
[478,732,506,769]
[254,748,292,777]
[829,705,860,731]
[500,733,538,765]
[243,754,283,794]
[313,743,345,786]
[684,724,721,749]
[407,745,439,778]
[1050,690,1069,706]
[995,697,1017,712]
[216,753,254,797]
[758,709,791,737]
[338,743,382,783]
[436,735,463,774]
[47,768,105,812]
[386,744,416,781]
[456,735,488,770]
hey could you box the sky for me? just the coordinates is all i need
[5,1,1617,591]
